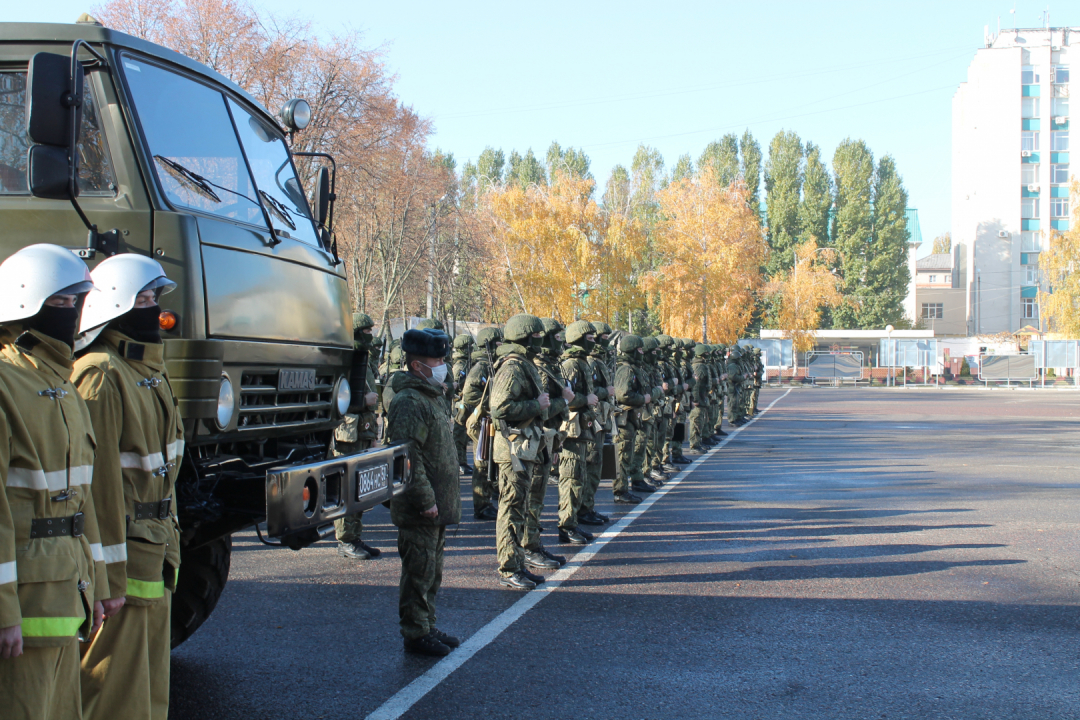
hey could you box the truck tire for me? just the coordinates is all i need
[171,535,232,649]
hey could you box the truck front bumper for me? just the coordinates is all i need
[265,442,410,548]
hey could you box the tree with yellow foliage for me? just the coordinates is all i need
[478,170,644,322]
[768,240,844,364]
[644,167,767,342]
[1038,181,1080,337]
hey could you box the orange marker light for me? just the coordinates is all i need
[159,310,179,332]
[302,487,311,503]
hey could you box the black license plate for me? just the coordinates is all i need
[278,368,316,391]
[356,464,389,499]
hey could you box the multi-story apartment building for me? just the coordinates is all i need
[952,25,1074,334]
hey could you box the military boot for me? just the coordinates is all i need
[525,546,561,569]
[521,568,547,585]
[404,633,452,657]
[614,491,642,504]
[559,528,590,545]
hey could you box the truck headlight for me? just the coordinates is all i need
[216,374,235,429]
[335,377,351,416]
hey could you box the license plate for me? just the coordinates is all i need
[356,464,389,499]
[279,368,316,391]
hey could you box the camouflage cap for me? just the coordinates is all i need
[503,313,544,343]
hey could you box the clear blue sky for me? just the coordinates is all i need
[10,1,1079,255]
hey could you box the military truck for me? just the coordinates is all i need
[0,21,410,646]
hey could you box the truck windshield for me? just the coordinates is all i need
[228,99,320,247]
[120,56,266,227]
[0,71,116,196]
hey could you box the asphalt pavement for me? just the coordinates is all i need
[171,388,1080,720]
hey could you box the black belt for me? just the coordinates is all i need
[30,513,84,538]
[133,498,172,520]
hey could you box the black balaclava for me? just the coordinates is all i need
[114,306,163,344]
[27,305,81,348]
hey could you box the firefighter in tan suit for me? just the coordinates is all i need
[0,244,107,720]
[74,255,183,720]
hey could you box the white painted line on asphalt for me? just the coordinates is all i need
[365,388,792,720]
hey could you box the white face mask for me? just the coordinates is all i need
[427,362,448,386]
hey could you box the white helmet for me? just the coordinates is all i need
[77,254,176,347]
[0,244,95,324]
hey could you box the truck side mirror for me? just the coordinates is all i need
[26,144,73,199]
[314,166,330,227]
[26,51,83,149]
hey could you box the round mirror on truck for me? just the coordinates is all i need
[280,98,311,131]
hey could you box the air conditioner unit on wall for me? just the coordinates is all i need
[1054,116,1067,124]
[999,231,1010,238]
[1028,184,1040,191]
[1022,150,1032,157]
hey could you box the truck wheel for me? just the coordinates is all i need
[171,535,232,649]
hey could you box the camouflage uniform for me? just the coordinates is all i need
[525,319,567,551]
[582,322,614,518]
[712,345,728,437]
[613,335,647,501]
[490,316,546,581]
[637,337,663,484]
[461,328,500,518]
[385,368,461,642]
[450,333,474,469]
[416,319,455,414]
[727,347,745,425]
[688,344,711,451]
[558,321,597,533]
[334,314,380,553]
[752,348,764,413]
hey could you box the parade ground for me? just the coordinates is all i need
[171,388,1080,720]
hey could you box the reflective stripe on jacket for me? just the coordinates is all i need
[74,330,183,605]
[0,328,107,646]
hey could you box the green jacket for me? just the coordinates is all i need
[386,372,461,527]
[561,347,595,439]
[0,328,108,646]
[489,344,544,429]
[614,353,647,428]
[691,358,710,405]
[73,330,184,605]
[534,352,568,428]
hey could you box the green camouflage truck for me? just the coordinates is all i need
[0,21,409,645]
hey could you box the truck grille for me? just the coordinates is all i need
[238,370,335,430]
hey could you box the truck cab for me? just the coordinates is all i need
[0,21,408,645]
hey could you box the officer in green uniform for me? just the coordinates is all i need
[727,346,745,425]
[416,319,455,414]
[613,335,649,503]
[451,333,474,475]
[555,321,599,546]
[490,315,551,590]
[526,320,577,553]
[637,337,665,488]
[711,344,729,439]
[688,343,711,452]
[669,339,693,464]
[334,313,383,560]
[385,328,462,656]
[580,322,615,524]
[461,327,501,520]
[655,335,680,472]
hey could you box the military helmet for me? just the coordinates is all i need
[453,332,474,350]
[618,333,643,353]
[565,319,595,346]
[641,336,659,352]
[656,334,674,348]
[591,320,612,336]
[352,312,374,331]
[540,317,563,336]
[693,343,709,358]
[729,347,742,360]
[753,347,762,355]
[476,326,501,348]
[415,318,444,331]
[503,313,544,343]
[388,346,404,365]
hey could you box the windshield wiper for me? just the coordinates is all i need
[155,156,221,203]
[259,190,297,230]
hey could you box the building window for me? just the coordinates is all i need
[1022,197,1040,218]
[1021,231,1043,252]
[1022,131,1040,152]
[1024,263,1039,284]
[1052,131,1070,152]
[1051,97,1069,117]
[1023,65,1041,84]
[928,275,937,284]
[1051,164,1070,184]
[1052,65,1070,84]
[1054,84,1070,98]
[1051,197,1070,218]
[1023,97,1041,118]
[1022,164,1039,184]
[1022,298,1038,319]
[921,303,944,320]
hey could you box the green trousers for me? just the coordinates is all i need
[614,423,642,494]
[0,639,80,720]
[635,419,653,478]
[396,524,445,641]
[728,389,743,424]
[496,460,532,576]
[453,421,469,465]
[688,405,707,448]
[558,438,588,530]
[524,448,552,549]
[472,457,493,515]
[581,433,603,513]
[334,438,373,543]
[652,415,670,468]
[81,592,172,720]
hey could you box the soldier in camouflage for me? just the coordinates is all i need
[751,347,764,413]
[613,334,648,504]
[461,327,501,521]
[688,343,710,452]
[385,328,462,657]
[554,320,599,547]
[637,337,665,489]
[712,344,729,439]
[490,314,552,590]
[451,333,474,475]
[334,312,383,561]
[580,321,615,525]
[655,335,680,472]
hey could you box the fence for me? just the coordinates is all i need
[978,354,1037,387]
[1028,340,1080,388]
[805,351,865,386]
[878,338,938,387]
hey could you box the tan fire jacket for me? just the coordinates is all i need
[74,330,183,605]
[0,328,108,646]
